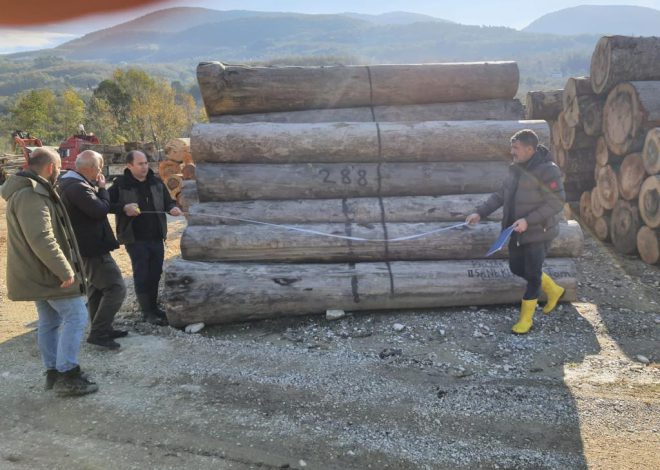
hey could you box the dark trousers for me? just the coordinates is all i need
[82,254,127,337]
[508,240,550,300]
[125,240,164,299]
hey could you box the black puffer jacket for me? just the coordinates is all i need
[58,170,121,257]
[476,145,566,245]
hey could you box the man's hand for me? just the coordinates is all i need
[513,218,528,233]
[465,213,481,225]
[169,207,183,217]
[123,203,140,217]
[96,173,106,189]
[60,277,75,288]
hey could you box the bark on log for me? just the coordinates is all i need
[561,125,597,151]
[642,128,660,175]
[636,225,660,265]
[639,175,660,228]
[191,120,549,164]
[164,258,577,326]
[188,195,503,226]
[590,36,660,95]
[179,180,199,215]
[580,191,595,227]
[591,187,605,218]
[596,165,620,210]
[617,153,647,201]
[603,81,660,156]
[159,160,182,180]
[182,163,196,180]
[593,214,611,242]
[212,99,525,124]
[195,161,509,202]
[564,149,596,175]
[525,90,563,120]
[180,221,583,263]
[164,138,191,163]
[197,62,520,116]
[563,77,599,128]
[610,200,641,254]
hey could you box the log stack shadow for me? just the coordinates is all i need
[528,36,660,266]
[165,61,583,327]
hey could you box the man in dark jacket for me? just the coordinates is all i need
[58,150,127,349]
[108,151,182,325]
[466,129,567,334]
[1,147,98,396]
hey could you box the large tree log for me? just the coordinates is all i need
[610,200,641,254]
[642,128,660,175]
[164,258,578,326]
[551,120,562,149]
[580,191,595,227]
[196,162,509,202]
[617,153,647,201]
[639,175,659,228]
[560,124,597,151]
[178,180,199,214]
[595,135,622,166]
[164,138,191,163]
[563,77,602,129]
[590,36,660,95]
[188,195,503,226]
[580,98,604,137]
[591,187,605,218]
[596,164,620,210]
[159,160,182,180]
[563,148,596,175]
[525,90,563,120]
[636,225,660,265]
[180,220,583,263]
[211,99,525,124]
[197,62,520,116]
[593,214,611,242]
[603,81,660,156]
[191,120,549,164]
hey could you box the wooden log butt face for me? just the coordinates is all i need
[636,225,660,265]
[596,165,619,210]
[639,175,660,228]
[591,188,605,218]
[593,215,611,242]
[163,258,578,326]
[603,83,642,156]
[642,128,660,175]
[610,200,641,254]
[525,90,563,120]
[617,153,647,201]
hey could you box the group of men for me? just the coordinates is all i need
[2,128,567,398]
[2,148,181,396]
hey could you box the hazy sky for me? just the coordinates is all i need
[1,0,659,54]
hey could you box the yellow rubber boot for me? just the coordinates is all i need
[541,272,565,314]
[512,299,538,335]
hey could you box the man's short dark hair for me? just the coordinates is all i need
[126,150,146,164]
[511,129,539,149]
[28,147,57,171]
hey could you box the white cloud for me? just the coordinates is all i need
[0,29,77,54]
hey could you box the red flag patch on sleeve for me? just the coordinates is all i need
[549,180,558,190]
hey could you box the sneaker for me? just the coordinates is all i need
[44,369,57,390]
[87,335,121,350]
[108,329,128,339]
[53,366,98,397]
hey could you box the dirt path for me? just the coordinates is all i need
[0,197,658,469]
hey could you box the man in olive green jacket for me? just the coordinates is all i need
[2,147,98,396]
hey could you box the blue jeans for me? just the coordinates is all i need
[34,296,88,373]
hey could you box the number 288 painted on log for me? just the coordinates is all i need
[319,167,369,186]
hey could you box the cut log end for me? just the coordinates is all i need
[597,165,619,210]
[636,225,660,265]
[642,128,660,175]
[593,215,611,242]
[610,200,641,255]
[639,175,660,228]
[618,153,647,201]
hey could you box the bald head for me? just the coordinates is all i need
[76,150,104,183]
[28,147,61,184]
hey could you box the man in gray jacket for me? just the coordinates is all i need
[466,129,567,334]
[2,147,98,396]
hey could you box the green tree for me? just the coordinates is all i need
[84,96,122,144]
[9,89,57,143]
[57,88,85,137]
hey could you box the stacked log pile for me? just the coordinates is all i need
[164,61,583,327]
[159,138,196,205]
[530,36,660,265]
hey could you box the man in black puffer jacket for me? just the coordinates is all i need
[59,150,127,349]
[466,129,567,334]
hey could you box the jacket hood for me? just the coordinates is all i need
[516,144,552,171]
[117,167,156,188]
[1,171,48,201]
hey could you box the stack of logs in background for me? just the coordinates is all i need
[158,137,197,204]
[164,61,584,327]
[525,35,660,266]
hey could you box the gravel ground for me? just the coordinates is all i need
[0,200,658,470]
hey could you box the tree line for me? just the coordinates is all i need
[3,68,204,152]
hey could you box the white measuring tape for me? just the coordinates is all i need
[138,211,470,243]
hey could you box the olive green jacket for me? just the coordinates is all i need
[1,171,84,301]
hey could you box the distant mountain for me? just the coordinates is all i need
[341,11,452,25]
[524,5,660,36]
